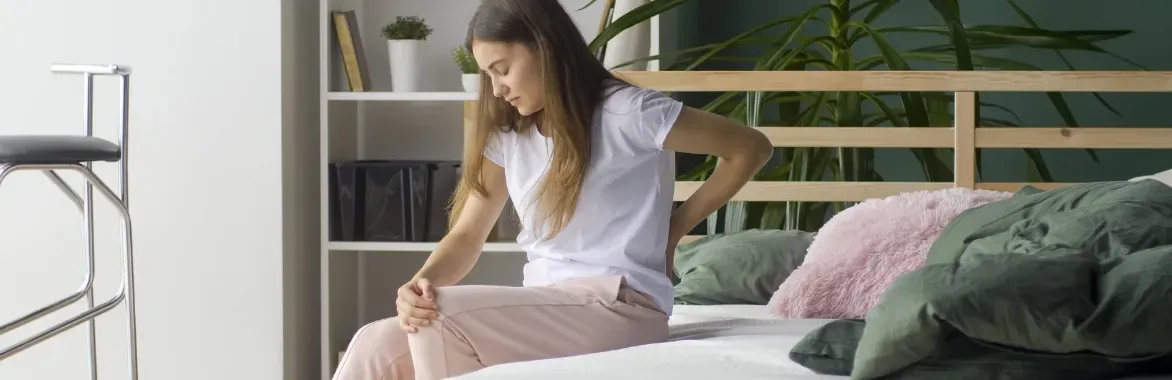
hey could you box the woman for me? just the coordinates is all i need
[333,0,772,379]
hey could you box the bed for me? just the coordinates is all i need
[443,70,1172,380]
[455,304,1172,380]
[451,304,841,379]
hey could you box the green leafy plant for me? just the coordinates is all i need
[381,16,434,40]
[586,0,1142,233]
[452,46,479,74]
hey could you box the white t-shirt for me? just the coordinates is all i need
[483,82,683,315]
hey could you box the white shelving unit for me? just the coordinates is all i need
[318,83,518,375]
[316,2,513,377]
[327,240,522,252]
[315,85,513,378]
[326,91,477,101]
[317,103,502,373]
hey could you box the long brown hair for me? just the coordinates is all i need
[449,0,623,240]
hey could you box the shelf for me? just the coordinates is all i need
[327,241,522,252]
[326,91,478,102]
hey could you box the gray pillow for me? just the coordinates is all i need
[673,228,814,305]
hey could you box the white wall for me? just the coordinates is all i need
[0,0,319,379]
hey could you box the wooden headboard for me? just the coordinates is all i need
[463,70,1172,239]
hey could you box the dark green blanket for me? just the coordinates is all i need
[790,180,1172,380]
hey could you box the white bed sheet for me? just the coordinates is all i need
[450,305,845,380]
[668,304,776,324]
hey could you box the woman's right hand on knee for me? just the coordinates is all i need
[396,278,439,333]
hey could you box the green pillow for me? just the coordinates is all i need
[790,319,1155,380]
[673,229,814,305]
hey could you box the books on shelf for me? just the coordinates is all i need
[328,10,475,100]
[331,10,371,92]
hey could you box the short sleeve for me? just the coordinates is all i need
[483,130,506,166]
[630,87,684,151]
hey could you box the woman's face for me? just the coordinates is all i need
[471,40,544,116]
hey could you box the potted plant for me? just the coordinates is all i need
[452,46,480,92]
[381,16,434,92]
[587,0,1140,233]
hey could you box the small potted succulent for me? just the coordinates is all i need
[452,46,479,92]
[381,16,434,92]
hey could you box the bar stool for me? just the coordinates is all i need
[0,64,139,380]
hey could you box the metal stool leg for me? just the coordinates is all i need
[116,70,141,380]
[0,163,134,354]
[0,166,94,337]
[0,64,138,380]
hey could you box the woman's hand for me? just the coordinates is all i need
[397,160,510,333]
[665,241,680,284]
[396,278,439,333]
[665,221,685,284]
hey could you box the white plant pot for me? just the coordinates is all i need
[603,0,651,71]
[387,39,423,92]
[461,74,480,92]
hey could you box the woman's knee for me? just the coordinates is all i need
[345,317,408,357]
[334,317,414,380]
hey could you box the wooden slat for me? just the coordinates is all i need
[462,101,476,154]
[748,127,1172,149]
[976,128,1172,148]
[616,70,1172,92]
[674,181,954,202]
[678,182,1074,242]
[758,127,953,147]
[752,127,1172,149]
[677,182,1074,242]
[976,182,1072,192]
[674,181,1080,203]
[953,92,977,188]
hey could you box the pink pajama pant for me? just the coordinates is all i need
[331,275,669,380]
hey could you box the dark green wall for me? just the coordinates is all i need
[661,0,1172,183]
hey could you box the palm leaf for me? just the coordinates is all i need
[681,14,823,72]
[860,0,899,24]
[585,0,1137,232]
[852,22,952,182]
[607,37,778,69]
[862,51,1102,162]
[1004,0,1123,116]
[577,0,602,11]
[754,7,834,70]
[589,0,690,53]
[872,25,1142,69]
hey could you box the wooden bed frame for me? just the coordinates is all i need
[463,70,1172,240]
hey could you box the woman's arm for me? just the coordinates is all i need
[661,107,774,269]
[412,160,510,287]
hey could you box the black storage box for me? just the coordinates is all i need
[328,160,461,242]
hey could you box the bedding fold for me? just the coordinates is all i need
[791,179,1172,380]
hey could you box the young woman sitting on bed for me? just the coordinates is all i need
[332,0,773,379]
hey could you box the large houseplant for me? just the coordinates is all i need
[585,0,1142,232]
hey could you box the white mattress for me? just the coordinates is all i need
[450,305,845,380]
[668,304,777,324]
[448,305,1172,380]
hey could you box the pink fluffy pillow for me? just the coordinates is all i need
[767,187,1013,319]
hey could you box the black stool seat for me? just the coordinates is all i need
[0,135,122,164]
